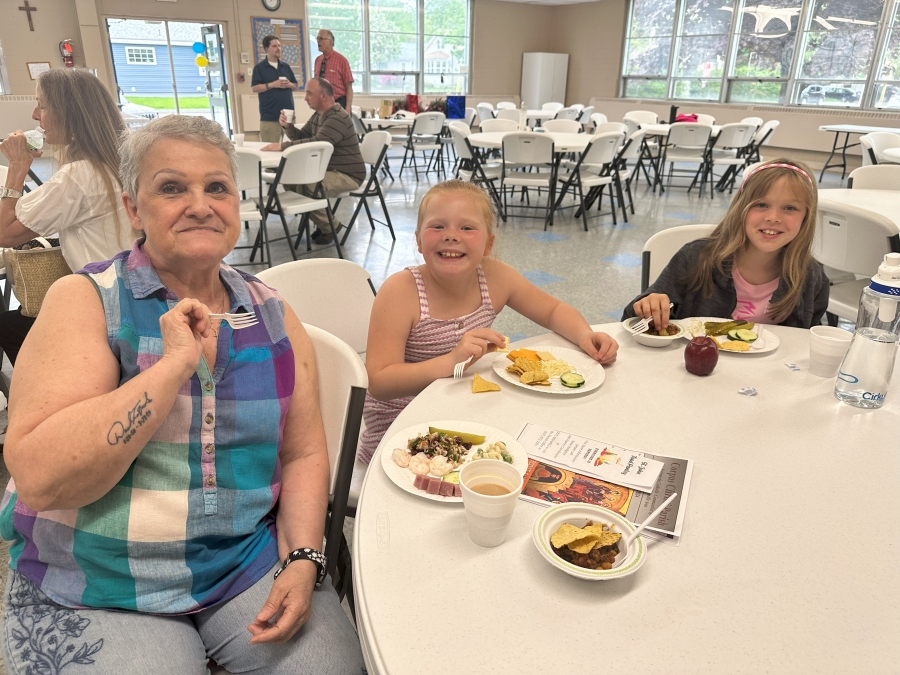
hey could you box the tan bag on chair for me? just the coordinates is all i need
[3,237,72,317]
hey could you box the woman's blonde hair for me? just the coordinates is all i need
[686,158,818,322]
[37,69,126,246]
[416,179,497,238]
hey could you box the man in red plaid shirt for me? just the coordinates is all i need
[313,30,354,111]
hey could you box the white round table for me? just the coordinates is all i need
[360,118,414,130]
[640,123,722,137]
[880,146,900,162]
[239,140,284,169]
[353,322,900,674]
[468,131,590,153]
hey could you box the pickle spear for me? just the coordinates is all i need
[428,427,487,445]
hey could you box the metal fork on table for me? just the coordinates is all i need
[628,303,675,334]
[453,356,473,379]
[208,312,259,330]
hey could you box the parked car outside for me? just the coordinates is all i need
[799,84,861,105]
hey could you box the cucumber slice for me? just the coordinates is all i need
[736,329,758,343]
[727,329,743,341]
[560,373,585,388]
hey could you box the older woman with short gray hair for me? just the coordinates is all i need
[1,115,364,674]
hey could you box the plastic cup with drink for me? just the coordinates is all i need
[459,460,524,548]
[808,326,852,377]
[282,109,295,124]
[233,133,245,147]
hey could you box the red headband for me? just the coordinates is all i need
[741,162,813,189]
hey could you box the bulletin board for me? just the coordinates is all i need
[252,18,306,88]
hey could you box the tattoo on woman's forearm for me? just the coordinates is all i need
[107,393,153,446]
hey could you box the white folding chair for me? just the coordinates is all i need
[257,260,376,355]
[624,110,659,126]
[577,105,594,128]
[859,132,900,165]
[331,130,396,246]
[449,122,505,220]
[476,103,495,127]
[496,101,517,110]
[261,141,343,259]
[501,132,557,230]
[592,121,626,136]
[848,165,900,190]
[695,113,716,126]
[641,224,717,291]
[570,104,585,112]
[741,116,764,128]
[495,108,525,128]
[611,129,647,221]
[303,322,368,614]
[229,147,270,267]
[708,123,757,195]
[813,202,900,322]
[661,122,714,194]
[541,102,564,113]
[465,107,478,128]
[590,112,609,131]
[553,107,581,122]
[556,131,624,230]
[479,118,519,133]
[543,119,581,134]
[400,111,446,180]
[745,120,780,165]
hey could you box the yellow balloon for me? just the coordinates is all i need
[195,55,209,67]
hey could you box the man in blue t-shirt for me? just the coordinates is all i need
[251,35,298,143]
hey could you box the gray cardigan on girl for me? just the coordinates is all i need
[621,240,830,328]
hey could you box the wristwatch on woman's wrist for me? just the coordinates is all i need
[0,187,23,200]
[274,547,327,587]
[265,82,270,90]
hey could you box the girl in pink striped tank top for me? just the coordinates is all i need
[358,181,619,464]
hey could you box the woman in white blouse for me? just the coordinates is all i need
[0,68,138,364]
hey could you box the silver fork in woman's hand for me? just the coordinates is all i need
[208,312,259,329]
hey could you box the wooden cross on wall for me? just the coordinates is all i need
[19,1,37,32]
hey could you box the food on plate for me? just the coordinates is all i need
[391,447,411,468]
[413,473,462,497]
[727,328,758,343]
[408,453,431,475]
[719,340,751,352]
[426,427,486,446]
[473,441,514,463]
[507,348,541,362]
[442,471,460,484]
[507,357,543,375]
[429,455,455,476]
[704,319,753,336]
[643,321,681,336]
[550,520,622,570]
[472,373,501,393]
[560,373,585,388]
[536,350,555,361]
[410,431,474,463]
[684,336,719,375]
[520,370,551,386]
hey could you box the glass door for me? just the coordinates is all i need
[202,25,231,136]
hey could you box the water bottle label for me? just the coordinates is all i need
[870,281,900,296]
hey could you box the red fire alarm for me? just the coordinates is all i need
[59,40,75,68]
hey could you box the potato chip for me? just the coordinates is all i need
[719,340,751,352]
[472,373,501,393]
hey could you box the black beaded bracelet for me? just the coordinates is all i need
[274,547,327,587]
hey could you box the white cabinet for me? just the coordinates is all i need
[520,52,568,109]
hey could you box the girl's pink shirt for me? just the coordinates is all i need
[731,267,780,324]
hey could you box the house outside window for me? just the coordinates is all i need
[125,47,157,65]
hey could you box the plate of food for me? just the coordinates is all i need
[532,503,646,580]
[680,317,780,354]
[380,420,529,503]
[491,347,603,394]
[622,317,686,347]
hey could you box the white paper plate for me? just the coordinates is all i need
[380,420,528,503]
[491,346,604,395]
[679,316,780,355]
[532,503,646,580]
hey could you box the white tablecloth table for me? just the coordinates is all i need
[468,131,590,153]
[818,188,900,229]
[353,322,900,675]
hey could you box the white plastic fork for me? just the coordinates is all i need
[628,303,674,335]
[453,356,473,379]
[209,312,259,330]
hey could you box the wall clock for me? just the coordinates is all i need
[262,0,281,11]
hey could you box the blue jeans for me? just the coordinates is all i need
[2,567,365,674]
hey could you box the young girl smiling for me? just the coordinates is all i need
[358,180,618,463]
[624,159,829,330]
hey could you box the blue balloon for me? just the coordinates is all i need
[192,42,206,54]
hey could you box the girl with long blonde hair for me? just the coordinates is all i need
[624,159,829,330]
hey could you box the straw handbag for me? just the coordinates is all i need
[3,237,72,317]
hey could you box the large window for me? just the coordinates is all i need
[307,0,471,94]
[621,0,900,109]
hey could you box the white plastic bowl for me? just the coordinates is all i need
[532,503,646,580]
[623,317,685,348]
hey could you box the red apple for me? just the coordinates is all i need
[684,336,719,376]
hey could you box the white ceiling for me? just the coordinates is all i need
[492,0,602,5]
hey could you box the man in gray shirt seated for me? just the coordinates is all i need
[262,77,364,245]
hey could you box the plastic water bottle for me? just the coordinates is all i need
[834,253,900,409]
[24,126,45,151]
